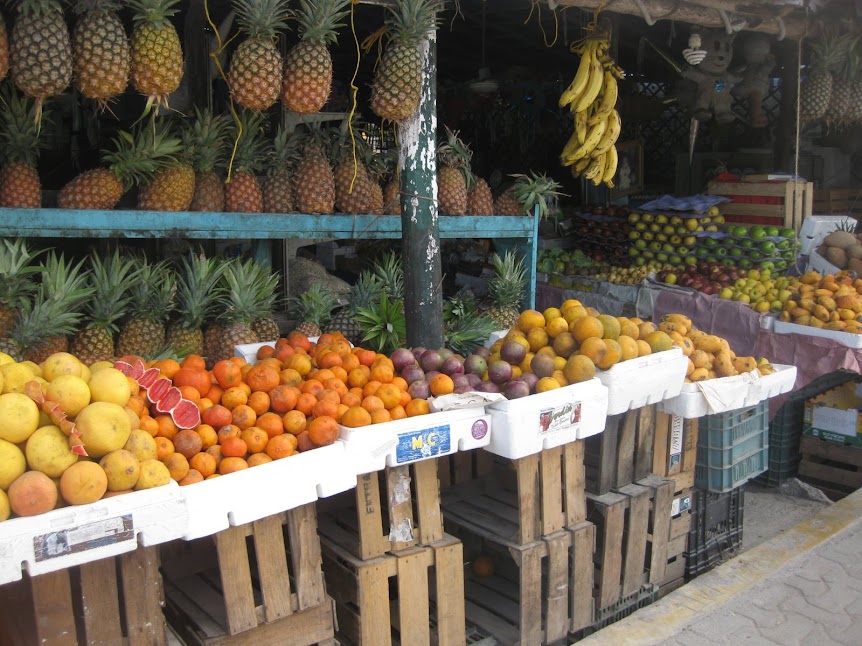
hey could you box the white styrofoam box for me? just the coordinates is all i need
[338,406,491,474]
[799,215,857,255]
[234,341,276,363]
[773,319,862,349]
[807,248,842,275]
[484,329,509,349]
[0,482,187,585]
[484,378,609,459]
[180,442,354,540]
[658,364,797,419]
[597,347,688,415]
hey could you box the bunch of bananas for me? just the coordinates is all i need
[559,36,624,188]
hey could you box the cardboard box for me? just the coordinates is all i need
[803,381,862,447]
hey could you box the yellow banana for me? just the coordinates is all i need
[573,47,604,113]
[575,109,588,145]
[559,42,595,108]
[564,117,607,163]
[582,153,606,181]
[592,109,621,157]
[560,130,581,163]
[602,145,618,186]
[574,156,592,174]
[587,72,617,125]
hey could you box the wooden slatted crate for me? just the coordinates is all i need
[653,412,699,493]
[160,504,336,646]
[0,546,166,646]
[707,179,813,232]
[317,459,445,561]
[813,187,862,215]
[585,406,657,495]
[645,479,691,598]
[321,533,465,646]
[798,436,862,501]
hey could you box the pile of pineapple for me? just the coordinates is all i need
[800,24,862,126]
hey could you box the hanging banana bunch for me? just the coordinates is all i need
[559,32,624,188]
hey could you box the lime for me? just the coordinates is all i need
[760,241,776,255]
[750,226,766,240]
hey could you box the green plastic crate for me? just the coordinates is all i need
[696,401,769,492]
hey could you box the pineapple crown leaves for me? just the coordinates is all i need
[13,0,65,17]
[442,289,479,324]
[249,259,282,319]
[184,108,231,173]
[372,250,404,300]
[0,238,44,305]
[508,171,566,220]
[808,23,858,74]
[444,311,497,357]
[288,282,337,328]
[295,0,351,45]
[438,126,474,188]
[72,0,123,17]
[348,269,384,311]
[128,0,180,28]
[221,257,279,325]
[233,0,292,41]
[174,253,229,330]
[10,284,88,350]
[40,249,96,304]
[126,258,177,324]
[103,123,184,189]
[385,0,447,46]
[229,110,269,176]
[354,291,406,355]
[488,250,527,305]
[0,84,47,167]
[80,248,140,333]
[267,125,302,176]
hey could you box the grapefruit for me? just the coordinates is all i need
[60,461,108,505]
[41,352,83,381]
[0,439,26,490]
[45,375,91,417]
[87,368,132,407]
[76,402,132,458]
[0,392,40,443]
[7,470,58,516]
[25,425,78,478]
[99,450,141,491]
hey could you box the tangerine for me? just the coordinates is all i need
[266,433,298,459]
[154,437,174,460]
[181,354,207,372]
[370,409,391,424]
[245,364,280,393]
[295,392,318,416]
[247,391,271,416]
[189,452,217,478]
[241,427,269,453]
[217,424,241,443]
[212,360,243,389]
[257,412,285,438]
[376,383,402,409]
[173,429,203,459]
[197,424,218,450]
[162,453,190,482]
[202,404,232,429]
[312,398,339,419]
[154,415,178,440]
[269,385,299,413]
[341,405,372,428]
[220,435,248,458]
[282,410,307,435]
[405,399,430,417]
[178,469,204,485]
[221,386,248,410]
[389,405,407,420]
[361,395,385,413]
[307,416,339,446]
[172,368,211,396]
[139,415,159,437]
[429,373,454,396]
[247,453,273,467]
[219,457,249,474]
[231,404,257,430]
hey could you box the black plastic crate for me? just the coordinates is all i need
[685,485,745,580]
[756,370,860,487]
[573,584,659,639]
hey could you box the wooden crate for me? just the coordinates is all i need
[813,187,862,215]
[798,436,862,501]
[317,459,445,561]
[0,546,166,646]
[321,533,465,646]
[652,413,699,493]
[645,479,691,598]
[707,179,813,232]
[161,504,336,646]
[441,441,588,546]
[585,406,657,495]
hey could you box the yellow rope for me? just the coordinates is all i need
[204,0,240,183]
[347,0,363,194]
[362,26,389,71]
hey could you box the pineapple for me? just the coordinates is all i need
[494,171,563,219]
[166,253,225,356]
[58,124,182,209]
[486,251,527,330]
[443,291,497,356]
[372,250,404,300]
[467,177,494,216]
[289,283,337,337]
[228,0,290,112]
[225,110,268,213]
[281,0,350,114]
[294,127,335,214]
[332,126,374,215]
[138,123,195,211]
[327,269,383,345]
[203,322,224,368]
[71,249,138,365]
[437,127,471,216]
[370,0,445,124]
[249,262,281,342]
[0,238,42,339]
[0,85,44,208]
[116,258,176,359]
[494,187,522,216]
[383,175,400,215]
[25,251,94,363]
[0,15,10,83]
[353,292,405,354]
[187,107,230,212]
[800,27,854,124]
[826,35,862,127]
[9,0,72,124]
[214,258,270,362]
[263,125,299,213]
[72,0,130,108]
[364,145,388,215]
[128,0,183,112]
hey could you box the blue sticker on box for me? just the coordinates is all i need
[395,425,451,464]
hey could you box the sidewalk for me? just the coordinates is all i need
[579,488,862,645]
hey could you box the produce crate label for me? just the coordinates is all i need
[538,400,582,437]
[671,494,691,517]
[395,424,451,463]
[669,414,684,468]
[34,514,135,562]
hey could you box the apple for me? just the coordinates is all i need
[665,273,678,285]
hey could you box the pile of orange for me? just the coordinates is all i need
[128,331,431,486]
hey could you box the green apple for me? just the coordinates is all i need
[628,230,640,240]
[670,235,682,245]
[628,247,640,257]
[628,213,640,224]
[740,238,754,249]
[677,246,690,256]
[685,255,698,265]
[635,222,647,231]
[720,287,734,299]
[635,239,647,249]
[657,252,669,262]
[750,225,766,240]
[683,236,697,246]
[656,233,668,242]
[765,226,780,237]
[760,241,776,255]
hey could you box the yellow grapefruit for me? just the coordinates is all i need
[0,489,9,521]
[0,392,40,443]
[41,352,83,381]
[0,439,26,490]
[99,449,141,491]
[25,426,78,478]
[59,461,108,505]
[76,402,132,458]
[45,375,91,417]
[0,362,36,394]
[134,459,171,490]
[87,367,132,407]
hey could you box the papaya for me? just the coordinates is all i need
[690,350,712,370]
[814,289,834,299]
[817,296,837,310]
[825,321,847,331]
[662,313,692,328]
[813,304,831,322]
[659,321,688,337]
[714,352,736,377]
[839,308,857,321]
[732,356,757,373]
[809,317,825,329]
[689,368,709,382]
[800,271,821,285]
[694,335,722,353]
[779,311,791,322]
[793,315,812,326]
[790,307,811,319]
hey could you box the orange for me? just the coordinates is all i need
[125,393,147,418]
[178,469,204,486]
[247,391,271,416]
[361,395,385,414]
[341,391,362,408]
[317,351,343,369]
[517,309,546,333]
[269,385,299,413]
[362,380,382,398]
[177,385,201,404]
[231,404,257,430]
[391,376,408,392]
[154,437,174,460]
[323,377,348,397]
[313,368,336,383]
[256,345,275,360]
[173,429,203,459]
[219,457,249,474]
[241,427,269,454]
[139,415,159,437]
[354,348,377,367]
[274,344,295,362]
[336,403,349,421]
[318,388,342,404]
[266,433,298,459]
[282,410,307,435]
[205,384,224,405]
[154,358,181,379]
[247,453,273,467]
[217,424,241,443]
[206,444,223,464]
[190,452,217,478]
[370,409,392,424]
[312,398,339,419]
[307,415,340,446]
[163,452,189,482]
[429,373,455,396]
[389,404,407,420]
[287,331,312,351]
[202,404,232,429]
[295,392,317,416]
[376,383,402,409]
[245,364,280,393]
[181,354,207,372]
[257,412,285,438]
[155,415,178,440]
[300,379,324,397]
[220,435,248,458]
[197,398,214,413]
[279,368,303,387]
[221,386,248,410]
[212,360,243,389]
[348,367,369,388]
[197,424,218,450]
[229,356,247,368]
[370,362,394,384]
[399,390,412,407]
[570,315,604,342]
[341,353,360,372]
[173,368,211,397]
[341,405,372,428]
[286,353,312,376]
[405,399,430,417]
[236,381,252,397]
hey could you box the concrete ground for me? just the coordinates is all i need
[742,481,831,552]
[578,487,862,646]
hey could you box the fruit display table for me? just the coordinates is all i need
[535,280,664,319]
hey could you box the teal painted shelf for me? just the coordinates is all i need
[0,208,540,307]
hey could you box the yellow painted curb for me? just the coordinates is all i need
[576,487,862,645]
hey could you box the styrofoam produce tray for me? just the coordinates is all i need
[485,378,609,459]
[338,406,491,474]
[658,364,797,419]
[0,482,187,585]
[597,347,688,415]
[180,442,354,540]
[773,320,862,349]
